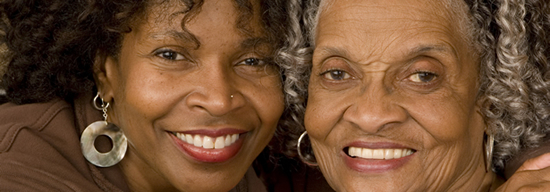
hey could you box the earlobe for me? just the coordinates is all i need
[93,55,118,103]
[474,98,488,124]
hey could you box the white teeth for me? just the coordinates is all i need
[174,133,240,149]
[214,136,225,149]
[348,147,414,160]
[194,135,202,147]
[362,148,373,158]
[224,135,231,146]
[176,133,186,142]
[231,134,238,143]
[373,149,384,159]
[393,149,402,158]
[385,149,394,159]
[186,134,193,144]
[349,147,360,157]
[203,136,213,149]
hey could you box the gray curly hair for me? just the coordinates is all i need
[271,0,311,158]
[293,0,550,174]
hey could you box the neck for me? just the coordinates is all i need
[119,148,179,192]
[440,154,504,192]
[450,163,504,192]
[484,171,505,192]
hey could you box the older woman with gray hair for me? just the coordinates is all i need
[292,0,550,191]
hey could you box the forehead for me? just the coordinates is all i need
[136,0,265,40]
[317,0,466,33]
[122,0,274,54]
[141,1,238,32]
[315,0,471,62]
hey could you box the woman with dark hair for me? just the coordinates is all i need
[0,0,305,191]
[293,0,550,191]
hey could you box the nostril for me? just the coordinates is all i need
[185,90,241,116]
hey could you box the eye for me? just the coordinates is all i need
[238,57,266,66]
[155,49,185,61]
[322,69,351,81]
[407,71,438,83]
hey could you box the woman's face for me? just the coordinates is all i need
[96,0,284,191]
[305,0,488,191]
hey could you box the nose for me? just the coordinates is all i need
[343,80,407,133]
[186,64,245,117]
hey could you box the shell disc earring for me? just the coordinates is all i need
[80,92,127,167]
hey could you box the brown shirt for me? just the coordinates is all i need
[0,95,266,192]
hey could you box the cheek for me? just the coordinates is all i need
[110,62,183,145]
[310,138,346,191]
[407,89,485,169]
[400,82,479,143]
[254,77,285,123]
[120,69,176,120]
[304,90,336,140]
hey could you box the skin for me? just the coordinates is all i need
[497,153,550,192]
[94,0,284,191]
[304,0,502,191]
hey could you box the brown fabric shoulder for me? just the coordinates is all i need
[0,97,129,191]
[0,95,267,192]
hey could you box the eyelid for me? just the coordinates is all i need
[237,57,264,66]
[319,67,344,75]
[321,69,353,81]
[234,52,274,66]
[319,57,352,71]
[406,70,439,82]
[319,67,353,76]
[153,48,191,62]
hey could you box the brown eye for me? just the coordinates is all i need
[155,49,185,61]
[322,70,351,81]
[408,72,437,83]
[239,57,265,66]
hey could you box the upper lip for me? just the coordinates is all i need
[344,141,417,151]
[169,128,248,137]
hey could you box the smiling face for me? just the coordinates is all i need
[94,0,284,191]
[305,0,493,191]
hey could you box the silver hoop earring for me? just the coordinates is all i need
[81,92,127,167]
[485,131,494,172]
[297,131,318,166]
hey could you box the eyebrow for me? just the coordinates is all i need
[149,30,193,43]
[149,30,269,50]
[239,37,270,50]
[315,44,456,63]
[315,47,352,59]
[406,45,456,58]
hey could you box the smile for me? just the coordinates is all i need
[342,145,416,173]
[347,147,415,160]
[170,131,245,163]
[172,132,240,149]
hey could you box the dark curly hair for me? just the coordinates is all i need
[0,0,147,103]
[0,0,306,160]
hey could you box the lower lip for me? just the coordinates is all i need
[342,151,414,173]
[170,133,244,163]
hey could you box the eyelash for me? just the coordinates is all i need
[154,49,187,61]
[320,68,352,81]
[237,57,268,67]
[407,70,439,83]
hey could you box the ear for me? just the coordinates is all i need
[473,96,490,134]
[93,54,119,103]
